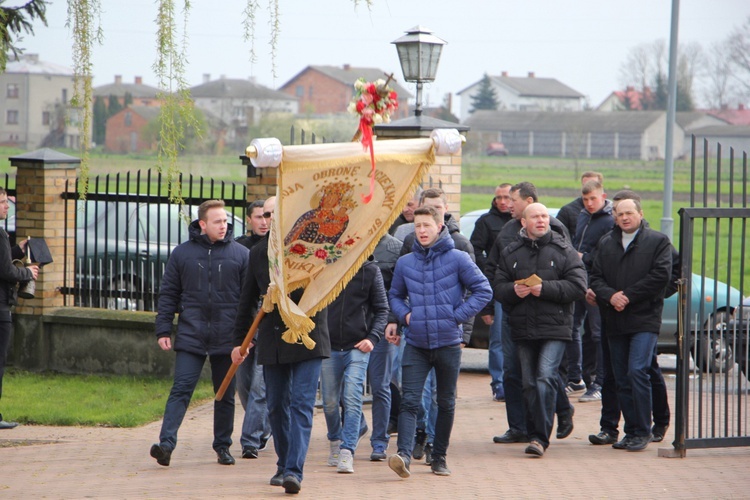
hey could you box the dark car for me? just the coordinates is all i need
[459,208,744,372]
[74,200,245,311]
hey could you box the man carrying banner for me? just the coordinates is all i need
[386,205,492,478]
[231,196,331,495]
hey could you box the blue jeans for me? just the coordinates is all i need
[564,300,585,383]
[516,339,566,448]
[600,338,670,435]
[320,349,370,453]
[158,350,235,452]
[366,338,394,452]
[417,368,437,442]
[236,347,271,449]
[501,314,527,434]
[397,343,461,458]
[607,332,657,438]
[488,301,504,393]
[264,358,322,482]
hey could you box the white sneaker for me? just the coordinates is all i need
[328,439,342,467]
[337,448,354,473]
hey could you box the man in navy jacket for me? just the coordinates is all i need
[386,206,491,478]
[150,200,249,468]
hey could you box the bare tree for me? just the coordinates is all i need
[726,16,750,100]
[701,40,734,109]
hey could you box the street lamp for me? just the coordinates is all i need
[392,26,447,117]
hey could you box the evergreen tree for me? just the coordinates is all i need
[93,96,107,146]
[107,94,123,117]
[124,92,133,108]
[469,73,499,113]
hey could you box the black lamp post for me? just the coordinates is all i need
[392,26,447,117]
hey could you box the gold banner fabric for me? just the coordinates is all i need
[263,138,435,348]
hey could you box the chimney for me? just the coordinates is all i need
[115,75,122,85]
[203,73,211,84]
[220,74,226,80]
[343,64,351,71]
[501,71,508,77]
[528,71,535,78]
[23,53,39,64]
[626,85,634,92]
[248,76,257,84]
[135,76,142,85]
[739,104,745,111]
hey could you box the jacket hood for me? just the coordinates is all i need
[444,213,461,235]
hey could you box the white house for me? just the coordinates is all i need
[457,72,584,120]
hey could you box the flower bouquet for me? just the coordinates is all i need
[348,76,398,203]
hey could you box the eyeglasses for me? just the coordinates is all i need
[262,212,272,219]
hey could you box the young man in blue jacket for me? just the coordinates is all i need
[150,199,249,467]
[386,206,492,478]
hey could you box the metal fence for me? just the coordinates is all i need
[671,137,750,456]
[58,169,247,311]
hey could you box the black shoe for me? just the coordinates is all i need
[626,434,652,452]
[430,455,451,476]
[651,424,669,443]
[612,436,634,450]
[589,431,618,445]
[259,433,271,451]
[150,443,172,466]
[424,443,433,465]
[283,475,301,494]
[270,469,284,486]
[493,429,530,444]
[388,453,411,478]
[556,407,574,439]
[412,428,427,459]
[216,448,235,465]
[242,446,259,459]
[370,449,387,461]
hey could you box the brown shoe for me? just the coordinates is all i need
[524,440,545,457]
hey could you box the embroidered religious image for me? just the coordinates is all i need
[285,181,355,245]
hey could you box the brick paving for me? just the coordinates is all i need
[2,364,749,499]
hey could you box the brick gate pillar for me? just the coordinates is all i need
[9,148,80,314]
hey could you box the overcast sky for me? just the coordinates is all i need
[14,0,750,117]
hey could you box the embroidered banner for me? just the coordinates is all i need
[262,138,435,348]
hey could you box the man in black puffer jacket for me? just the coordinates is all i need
[231,196,331,495]
[150,200,249,468]
[322,259,388,473]
[494,203,587,457]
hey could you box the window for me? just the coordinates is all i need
[308,86,314,98]
[124,112,132,127]
[295,85,303,97]
[42,111,50,126]
[6,110,18,125]
[62,88,68,104]
[6,84,19,99]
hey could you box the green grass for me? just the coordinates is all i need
[460,155,749,296]
[2,370,214,427]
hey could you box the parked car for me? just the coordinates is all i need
[73,200,246,311]
[486,142,509,156]
[459,208,744,372]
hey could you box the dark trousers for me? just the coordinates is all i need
[0,319,11,400]
[158,350,236,452]
[397,343,461,459]
[599,336,670,435]
[608,332,658,437]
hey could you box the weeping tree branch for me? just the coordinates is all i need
[0,0,48,73]
[67,0,102,198]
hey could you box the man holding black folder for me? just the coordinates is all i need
[0,188,39,429]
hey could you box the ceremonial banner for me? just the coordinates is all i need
[262,138,435,348]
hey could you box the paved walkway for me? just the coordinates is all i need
[2,357,749,499]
